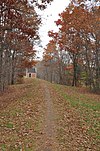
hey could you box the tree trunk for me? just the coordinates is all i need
[11,50,16,85]
[0,50,4,91]
[95,41,100,91]
[72,54,77,87]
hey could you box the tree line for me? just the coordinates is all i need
[37,0,100,93]
[0,0,53,92]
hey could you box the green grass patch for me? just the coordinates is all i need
[1,144,6,151]
[6,122,14,128]
[55,84,100,111]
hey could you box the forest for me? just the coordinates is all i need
[0,0,100,93]
[38,1,100,93]
[0,0,53,92]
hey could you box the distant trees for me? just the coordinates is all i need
[37,40,60,83]
[37,36,71,85]
[0,0,53,92]
[38,1,100,92]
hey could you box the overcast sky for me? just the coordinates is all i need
[36,0,70,58]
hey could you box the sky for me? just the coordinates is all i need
[35,0,70,58]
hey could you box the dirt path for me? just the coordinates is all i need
[37,81,59,151]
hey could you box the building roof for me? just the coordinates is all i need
[27,67,36,73]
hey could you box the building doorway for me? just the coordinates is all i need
[29,73,31,77]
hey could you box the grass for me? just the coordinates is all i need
[53,84,100,150]
[0,78,45,151]
[0,78,99,150]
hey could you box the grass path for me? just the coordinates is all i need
[0,78,100,151]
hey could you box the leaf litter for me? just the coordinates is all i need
[0,78,100,151]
